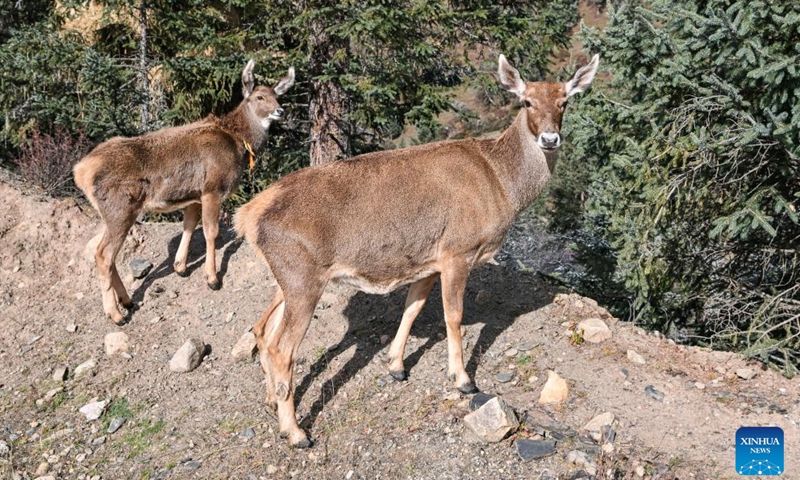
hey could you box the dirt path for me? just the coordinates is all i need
[0,181,797,479]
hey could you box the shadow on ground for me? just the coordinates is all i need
[294,263,556,434]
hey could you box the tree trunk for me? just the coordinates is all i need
[307,11,350,165]
[138,0,149,131]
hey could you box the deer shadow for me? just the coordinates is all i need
[127,225,242,321]
[293,263,556,435]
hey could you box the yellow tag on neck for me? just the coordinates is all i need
[243,139,255,170]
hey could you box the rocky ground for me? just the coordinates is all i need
[1,179,798,480]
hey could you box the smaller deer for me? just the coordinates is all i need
[74,59,295,324]
[234,53,599,447]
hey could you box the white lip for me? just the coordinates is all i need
[268,113,282,120]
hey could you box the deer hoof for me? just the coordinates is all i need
[207,279,221,291]
[389,370,407,381]
[291,437,313,449]
[457,382,478,394]
[175,269,189,278]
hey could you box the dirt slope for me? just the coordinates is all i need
[0,180,797,480]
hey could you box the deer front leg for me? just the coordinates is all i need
[440,259,476,394]
[174,203,201,277]
[387,274,439,380]
[200,193,222,290]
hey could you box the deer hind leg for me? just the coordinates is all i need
[253,289,285,412]
[440,259,476,393]
[94,211,138,324]
[200,193,222,290]
[174,202,201,277]
[387,273,439,381]
[267,281,325,448]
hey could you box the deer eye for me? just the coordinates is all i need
[256,96,264,101]
[523,100,532,108]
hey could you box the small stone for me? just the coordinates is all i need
[184,461,201,470]
[66,323,78,333]
[150,316,161,324]
[496,373,514,383]
[504,348,519,357]
[601,425,616,444]
[0,440,8,456]
[582,412,614,432]
[130,259,153,279]
[231,332,257,362]
[169,338,206,373]
[528,375,539,384]
[635,465,645,477]
[515,439,557,461]
[517,342,537,352]
[736,368,756,380]
[79,399,109,421]
[92,435,106,445]
[52,366,68,382]
[266,465,278,475]
[468,392,496,412]
[577,318,612,343]
[539,370,568,404]
[627,349,646,365]
[35,462,49,475]
[567,450,597,476]
[44,387,63,401]
[462,397,519,443]
[74,359,97,378]
[602,442,614,454]
[644,385,664,402]
[76,453,86,462]
[239,427,255,439]
[104,332,130,357]
[107,417,126,434]
[695,382,705,390]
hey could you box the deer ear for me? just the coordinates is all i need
[274,67,295,96]
[242,59,256,99]
[497,54,526,99]
[565,54,600,97]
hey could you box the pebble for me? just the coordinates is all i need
[0,440,8,456]
[496,373,514,383]
[695,382,705,390]
[504,348,519,357]
[539,370,569,404]
[462,397,519,443]
[566,450,597,476]
[644,385,665,402]
[79,399,109,421]
[74,359,97,378]
[582,412,614,432]
[515,439,557,461]
[104,332,130,357]
[169,338,206,373]
[266,465,278,474]
[66,323,78,333]
[627,349,646,365]
[199,311,213,320]
[736,368,756,380]
[107,417,126,434]
[239,427,255,439]
[92,435,106,445]
[52,366,68,382]
[130,259,153,279]
[231,332,257,362]
[577,318,612,343]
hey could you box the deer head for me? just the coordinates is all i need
[241,59,296,129]
[498,54,599,151]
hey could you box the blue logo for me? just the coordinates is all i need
[736,426,784,476]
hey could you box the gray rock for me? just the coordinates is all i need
[230,332,257,362]
[199,311,213,320]
[602,425,616,444]
[92,435,106,445]
[644,385,664,402]
[567,450,597,476]
[515,439,557,461]
[107,417,126,434]
[524,410,562,430]
[627,349,646,365]
[184,461,201,470]
[52,366,68,382]
[0,440,8,456]
[169,338,206,373]
[239,427,255,439]
[496,373,514,383]
[130,259,153,279]
[462,397,519,443]
[468,392,496,412]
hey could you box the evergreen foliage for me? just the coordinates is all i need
[552,0,799,375]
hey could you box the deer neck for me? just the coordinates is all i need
[488,109,558,214]
[219,104,269,153]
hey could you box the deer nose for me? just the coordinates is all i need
[274,107,284,117]
[539,132,561,149]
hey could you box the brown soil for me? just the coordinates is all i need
[0,179,797,480]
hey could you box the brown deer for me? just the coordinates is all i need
[74,59,295,324]
[234,53,599,447]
